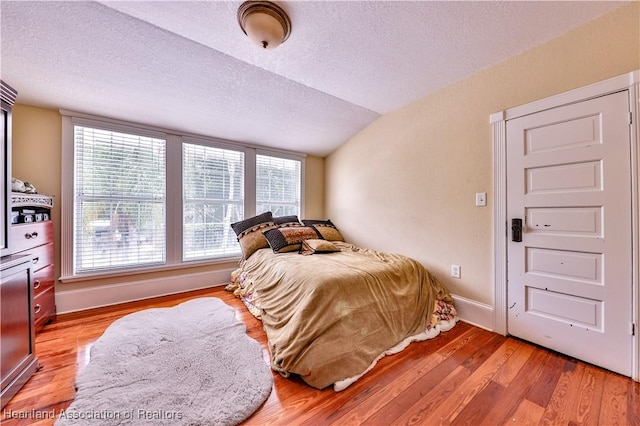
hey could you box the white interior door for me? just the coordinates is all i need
[506,90,633,376]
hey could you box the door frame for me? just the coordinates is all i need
[491,70,640,381]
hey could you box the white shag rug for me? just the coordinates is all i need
[56,297,273,426]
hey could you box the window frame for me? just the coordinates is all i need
[181,137,246,262]
[256,150,303,218]
[71,122,168,273]
[60,111,305,282]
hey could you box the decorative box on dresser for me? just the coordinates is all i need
[11,193,56,331]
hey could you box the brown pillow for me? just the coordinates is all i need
[231,211,272,235]
[273,215,302,227]
[299,239,340,255]
[263,226,322,253]
[301,219,344,242]
[231,212,275,259]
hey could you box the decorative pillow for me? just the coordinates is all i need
[273,215,302,227]
[231,212,275,259]
[301,219,344,242]
[299,239,340,256]
[231,211,273,236]
[263,226,323,253]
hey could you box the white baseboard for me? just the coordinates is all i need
[55,268,235,314]
[451,294,495,332]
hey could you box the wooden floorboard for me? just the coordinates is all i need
[2,286,639,425]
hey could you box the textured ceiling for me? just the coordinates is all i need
[0,1,627,156]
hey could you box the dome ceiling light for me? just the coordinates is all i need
[237,1,292,50]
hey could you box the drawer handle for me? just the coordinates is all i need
[25,231,39,239]
[34,279,41,289]
[34,304,41,314]
[32,257,40,265]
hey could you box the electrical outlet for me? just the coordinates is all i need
[451,264,461,279]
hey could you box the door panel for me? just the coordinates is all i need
[525,287,602,329]
[526,207,602,236]
[526,161,602,194]
[525,113,601,154]
[507,90,632,376]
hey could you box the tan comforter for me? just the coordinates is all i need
[234,242,454,389]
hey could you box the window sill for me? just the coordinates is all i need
[58,256,242,283]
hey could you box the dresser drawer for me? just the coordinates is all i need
[33,264,54,298]
[16,242,53,273]
[11,221,53,253]
[34,285,56,331]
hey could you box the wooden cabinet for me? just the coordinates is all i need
[0,255,38,409]
[0,80,38,410]
[1,80,17,257]
[11,193,56,331]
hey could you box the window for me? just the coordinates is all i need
[73,125,166,273]
[256,154,301,217]
[61,114,305,280]
[182,143,244,261]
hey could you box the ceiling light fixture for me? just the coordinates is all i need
[237,1,291,50]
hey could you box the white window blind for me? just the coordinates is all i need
[183,143,244,261]
[73,125,166,273]
[256,154,301,217]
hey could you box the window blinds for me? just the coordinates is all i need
[73,125,166,273]
[256,154,301,217]
[182,143,244,261]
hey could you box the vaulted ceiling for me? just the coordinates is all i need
[0,1,627,156]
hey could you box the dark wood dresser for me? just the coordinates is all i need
[10,193,56,331]
[0,80,39,409]
[0,256,37,409]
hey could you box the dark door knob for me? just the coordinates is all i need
[511,218,523,242]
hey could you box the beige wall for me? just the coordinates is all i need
[325,3,640,305]
[12,105,63,282]
[11,105,325,297]
[304,155,325,220]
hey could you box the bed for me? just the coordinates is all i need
[226,212,458,391]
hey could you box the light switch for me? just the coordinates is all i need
[475,192,487,207]
[451,264,461,279]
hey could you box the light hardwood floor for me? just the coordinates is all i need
[2,286,639,425]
